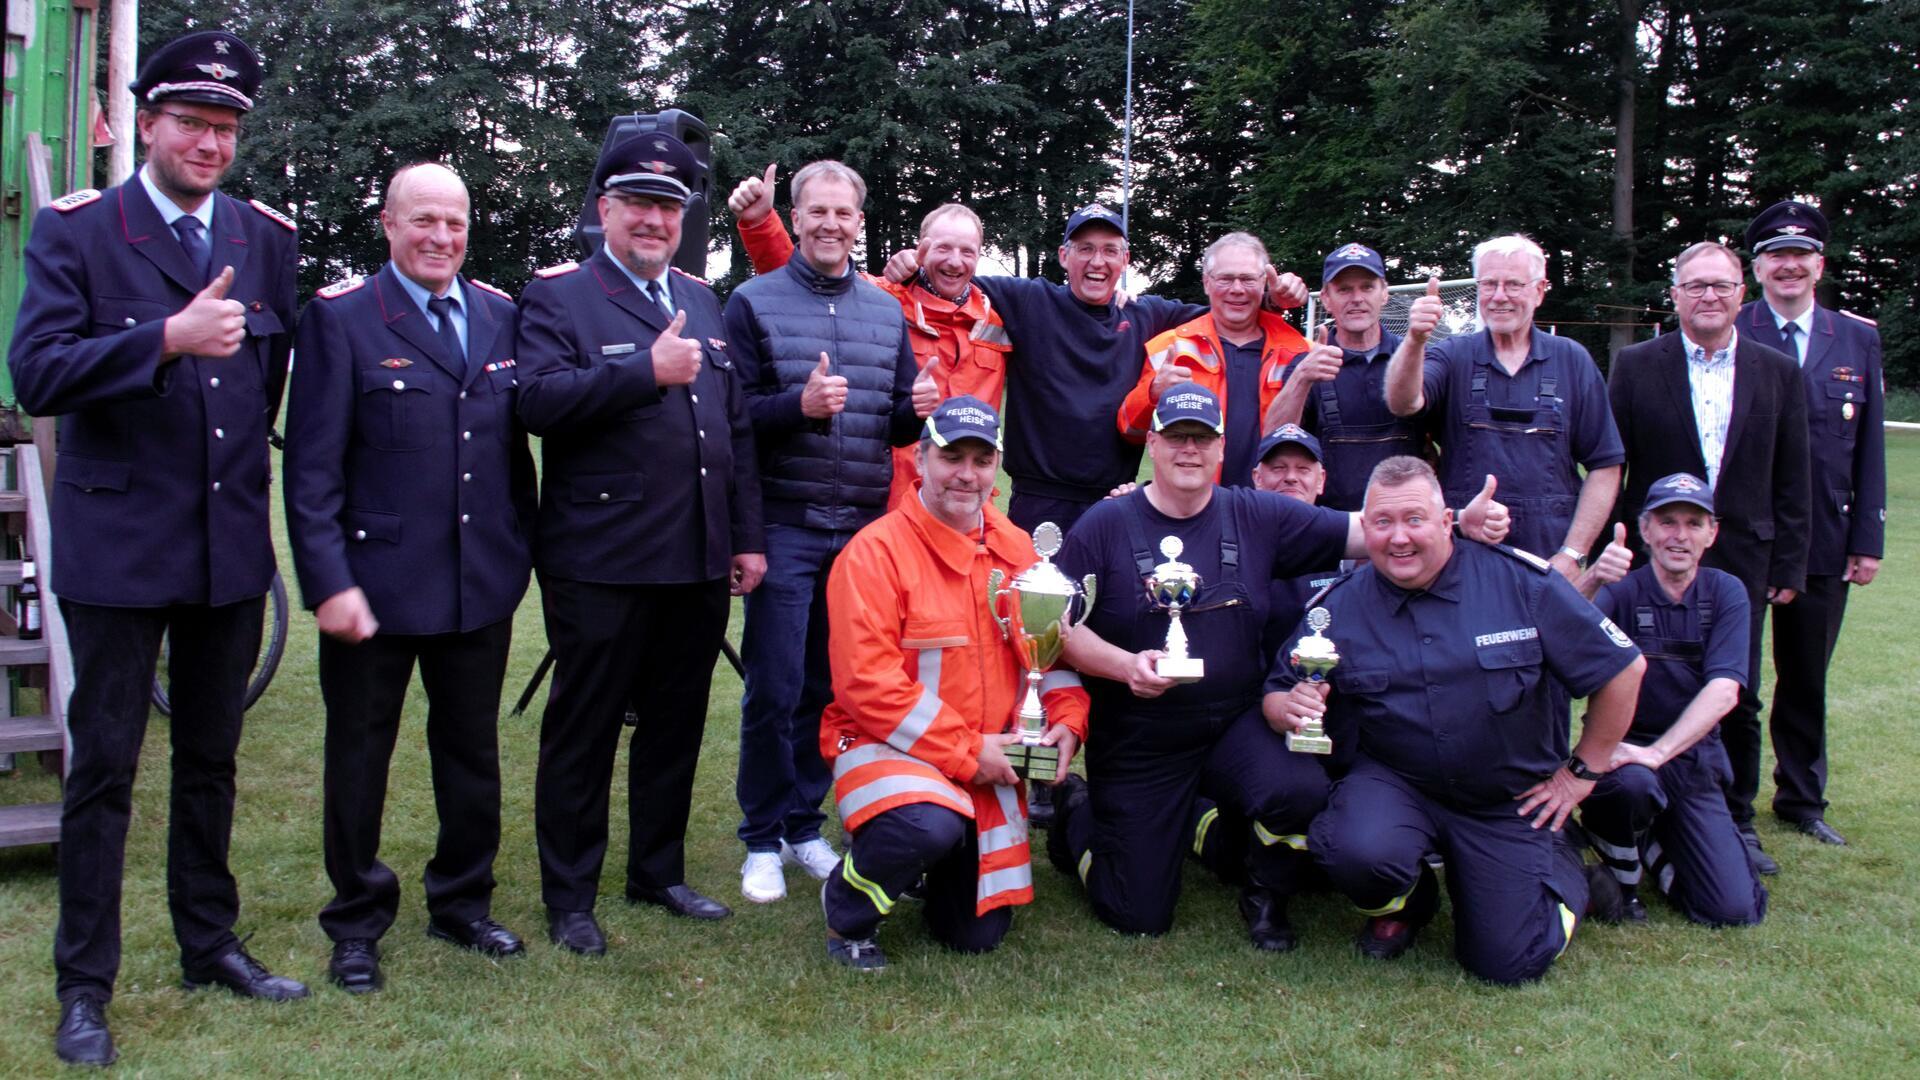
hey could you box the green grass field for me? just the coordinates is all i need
[3,434,1918,1077]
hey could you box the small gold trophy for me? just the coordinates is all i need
[1145,536,1205,683]
[1287,606,1338,754]
[986,522,1096,780]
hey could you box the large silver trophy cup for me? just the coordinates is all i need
[1286,606,1339,754]
[987,522,1095,781]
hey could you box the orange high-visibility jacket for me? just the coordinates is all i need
[736,214,1011,509]
[820,492,1089,914]
[1117,311,1310,457]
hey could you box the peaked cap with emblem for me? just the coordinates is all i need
[1062,202,1127,245]
[596,131,697,204]
[1744,200,1828,254]
[130,30,262,113]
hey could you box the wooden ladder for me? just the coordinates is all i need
[0,442,73,848]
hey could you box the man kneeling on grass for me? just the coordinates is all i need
[817,397,1089,970]
[1575,473,1769,927]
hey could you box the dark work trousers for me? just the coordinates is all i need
[823,802,1012,953]
[317,617,513,942]
[1766,573,1850,822]
[1580,735,1767,927]
[1310,756,1589,986]
[1716,576,1770,828]
[54,596,264,1004]
[1057,705,1327,935]
[1007,490,1099,538]
[535,574,728,911]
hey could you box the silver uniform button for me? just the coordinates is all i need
[392,379,405,390]
[691,394,700,404]
[460,514,470,524]
[354,529,367,540]
[700,467,708,477]
[124,317,137,327]
[214,427,225,439]
[599,492,610,502]
[211,481,221,492]
[462,473,472,482]
[462,431,471,441]
[698,429,706,439]
[459,391,467,400]
[209,377,221,388]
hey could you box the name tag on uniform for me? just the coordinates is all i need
[601,343,636,356]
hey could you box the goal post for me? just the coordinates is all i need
[1304,278,1481,343]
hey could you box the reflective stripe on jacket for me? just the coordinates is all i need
[1117,311,1309,463]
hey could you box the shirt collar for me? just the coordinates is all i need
[389,263,464,315]
[1368,542,1465,611]
[1679,328,1737,368]
[139,164,215,233]
[1766,303,1814,339]
[905,483,1027,573]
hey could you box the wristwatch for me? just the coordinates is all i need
[1557,546,1588,570]
[1565,756,1605,782]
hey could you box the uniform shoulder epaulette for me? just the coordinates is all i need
[316,276,365,300]
[50,189,102,213]
[671,266,710,286]
[1839,310,1878,327]
[1492,543,1553,573]
[249,199,297,231]
[469,279,513,301]
[534,261,580,279]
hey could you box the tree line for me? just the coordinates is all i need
[120,0,1917,382]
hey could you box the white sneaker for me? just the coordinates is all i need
[741,851,786,903]
[782,838,841,881]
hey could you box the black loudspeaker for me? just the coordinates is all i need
[575,109,713,276]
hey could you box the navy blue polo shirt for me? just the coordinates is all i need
[1220,335,1267,489]
[1420,329,1625,554]
[1289,330,1422,511]
[1268,540,1641,807]
[1059,486,1350,712]
[1593,564,1749,744]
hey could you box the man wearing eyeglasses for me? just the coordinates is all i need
[8,30,305,1067]
[1116,233,1311,488]
[1384,235,1624,575]
[1605,241,1810,876]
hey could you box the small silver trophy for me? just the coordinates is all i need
[1287,606,1338,754]
[1145,536,1205,683]
[987,522,1096,780]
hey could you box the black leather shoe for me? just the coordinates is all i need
[1046,774,1089,877]
[1792,817,1848,846]
[1355,916,1420,961]
[328,939,382,994]
[1621,889,1649,924]
[1740,827,1780,876]
[53,996,115,1068]
[1238,887,1298,953]
[1027,779,1057,831]
[626,883,732,920]
[428,916,526,956]
[1584,862,1625,924]
[547,909,606,956]
[182,945,311,1001]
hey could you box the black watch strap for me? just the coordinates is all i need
[1566,756,1605,782]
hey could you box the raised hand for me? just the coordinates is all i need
[801,352,850,418]
[163,266,246,358]
[1406,275,1444,343]
[650,310,703,387]
[911,356,941,418]
[727,162,778,225]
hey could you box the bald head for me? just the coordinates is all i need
[382,162,470,295]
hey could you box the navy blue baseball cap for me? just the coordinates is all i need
[923,395,1002,449]
[596,131,697,204]
[1643,472,1714,514]
[1745,201,1828,254]
[1062,202,1127,245]
[1256,423,1323,464]
[1152,385,1225,434]
[131,31,262,113]
[1321,242,1386,285]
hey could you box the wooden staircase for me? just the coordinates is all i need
[0,442,72,848]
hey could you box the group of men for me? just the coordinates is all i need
[7,27,1887,1069]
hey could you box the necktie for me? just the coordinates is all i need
[1782,322,1803,366]
[646,278,673,320]
[427,295,466,372]
[174,216,211,284]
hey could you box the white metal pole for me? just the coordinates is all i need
[107,0,138,186]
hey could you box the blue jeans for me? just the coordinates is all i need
[736,523,848,852]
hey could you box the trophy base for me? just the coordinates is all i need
[1155,656,1205,683]
[1286,731,1333,755]
[1004,742,1061,781]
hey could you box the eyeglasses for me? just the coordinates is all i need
[1070,242,1126,260]
[1475,278,1541,296]
[1207,274,1263,290]
[159,110,242,143]
[1675,280,1740,299]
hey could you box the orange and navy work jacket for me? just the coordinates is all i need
[736,214,1011,509]
[1116,311,1310,466]
[820,491,1090,915]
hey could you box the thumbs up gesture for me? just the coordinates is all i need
[1577,522,1634,597]
[1406,275,1444,343]
[727,162,778,225]
[911,356,941,418]
[163,266,246,358]
[801,352,849,418]
[651,310,703,387]
[1293,321,1344,386]
[1458,473,1510,545]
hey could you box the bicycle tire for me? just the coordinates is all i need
[151,571,290,717]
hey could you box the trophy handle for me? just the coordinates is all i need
[986,568,1011,640]
[1075,574,1098,627]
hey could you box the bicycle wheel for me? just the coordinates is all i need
[151,571,291,716]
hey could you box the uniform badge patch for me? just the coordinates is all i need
[708,338,726,350]
[483,358,516,373]
[380,358,412,369]
[1599,616,1634,649]
[249,199,297,231]
[51,189,102,212]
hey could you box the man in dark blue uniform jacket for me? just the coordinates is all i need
[516,132,766,954]
[6,30,306,1067]
[284,163,537,994]
[1735,201,1887,852]
[1269,456,1645,985]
